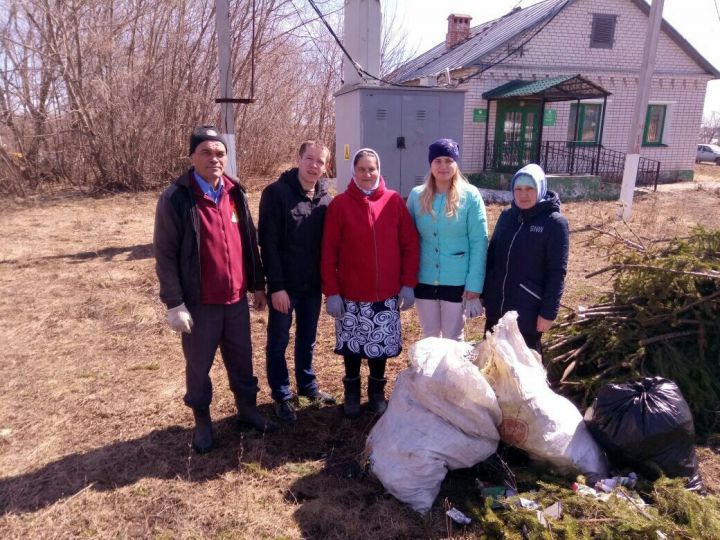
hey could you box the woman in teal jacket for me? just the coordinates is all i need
[406,139,489,340]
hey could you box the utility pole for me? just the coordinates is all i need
[617,0,664,220]
[215,0,237,177]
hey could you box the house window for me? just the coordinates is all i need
[590,14,616,48]
[643,104,667,145]
[567,103,603,145]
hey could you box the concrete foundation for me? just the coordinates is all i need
[467,172,621,201]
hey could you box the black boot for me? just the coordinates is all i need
[368,376,387,415]
[236,395,278,433]
[191,406,214,454]
[342,376,361,419]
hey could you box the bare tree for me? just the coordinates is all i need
[0,0,420,195]
[699,112,720,144]
[380,2,417,78]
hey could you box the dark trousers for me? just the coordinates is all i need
[484,318,543,356]
[182,298,258,409]
[343,354,387,379]
[265,292,322,403]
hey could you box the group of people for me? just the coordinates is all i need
[153,125,569,454]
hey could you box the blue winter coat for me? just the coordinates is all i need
[407,183,488,293]
[482,191,569,335]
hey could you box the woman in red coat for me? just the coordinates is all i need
[321,148,419,418]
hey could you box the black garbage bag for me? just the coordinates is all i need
[585,377,705,493]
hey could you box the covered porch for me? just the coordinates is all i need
[481,74,660,188]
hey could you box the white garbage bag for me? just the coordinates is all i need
[475,311,608,481]
[406,337,502,438]
[365,371,500,514]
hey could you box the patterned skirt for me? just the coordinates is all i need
[334,297,402,359]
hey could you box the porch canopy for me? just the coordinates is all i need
[481,74,611,165]
[482,74,610,102]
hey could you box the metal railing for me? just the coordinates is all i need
[483,140,661,189]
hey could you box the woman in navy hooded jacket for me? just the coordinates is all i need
[482,163,569,353]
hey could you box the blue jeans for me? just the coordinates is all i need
[265,293,322,403]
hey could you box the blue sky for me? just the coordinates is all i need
[386,0,720,119]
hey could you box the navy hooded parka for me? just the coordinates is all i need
[482,170,569,337]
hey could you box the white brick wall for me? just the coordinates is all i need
[457,0,714,176]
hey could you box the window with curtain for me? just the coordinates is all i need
[567,103,603,145]
[643,104,667,145]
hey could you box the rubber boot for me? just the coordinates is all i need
[368,376,388,415]
[236,395,278,433]
[342,376,361,419]
[191,406,214,454]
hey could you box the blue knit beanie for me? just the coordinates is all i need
[428,138,460,163]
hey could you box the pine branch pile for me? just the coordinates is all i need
[546,226,720,436]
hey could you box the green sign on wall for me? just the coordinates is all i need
[543,109,557,126]
[473,108,488,123]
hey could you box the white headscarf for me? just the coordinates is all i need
[510,163,548,203]
[351,148,381,195]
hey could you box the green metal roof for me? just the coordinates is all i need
[482,74,610,102]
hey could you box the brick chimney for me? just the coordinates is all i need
[446,14,472,48]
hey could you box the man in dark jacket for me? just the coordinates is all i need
[482,163,569,354]
[258,141,335,424]
[154,125,277,454]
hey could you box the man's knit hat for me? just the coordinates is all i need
[189,125,227,155]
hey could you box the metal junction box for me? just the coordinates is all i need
[335,84,466,197]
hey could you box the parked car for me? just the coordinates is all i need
[696,144,720,165]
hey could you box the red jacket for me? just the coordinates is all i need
[321,177,419,302]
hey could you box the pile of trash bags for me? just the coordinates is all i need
[364,311,704,514]
[365,338,501,514]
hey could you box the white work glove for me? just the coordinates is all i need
[326,295,345,319]
[464,297,483,319]
[397,286,415,311]
[167,303,193,333]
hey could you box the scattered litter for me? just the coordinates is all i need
[616,487,650,513]
[571,482,611,502]
[446,507,472,525]
[517,497,540,510]
[536,501,564,527]
[594,473,637,492]
[0,428,11,437]
[542,501,563,520]
[476,480,518,508]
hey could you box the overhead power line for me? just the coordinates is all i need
[457,1,567,85]
[305,0,428,87]
[305,0,561,89]
[306,0,366,81]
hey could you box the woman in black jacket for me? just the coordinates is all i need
[482,163,569,354]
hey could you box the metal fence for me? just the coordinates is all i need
[484,140,661,189]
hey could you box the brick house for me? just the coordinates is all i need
[391,0,720,184]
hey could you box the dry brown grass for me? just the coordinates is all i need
[1,171,719,538]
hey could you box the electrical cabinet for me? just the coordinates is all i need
[335,85,466,197]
